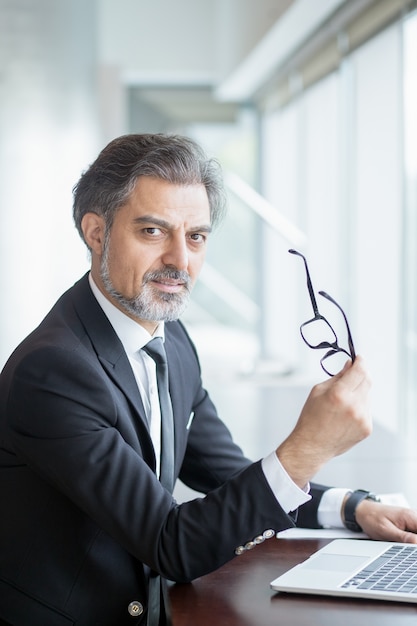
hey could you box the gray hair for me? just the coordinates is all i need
[73,133,226,246]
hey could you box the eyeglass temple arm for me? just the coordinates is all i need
[288,249,320,316]
[319,290,356,361]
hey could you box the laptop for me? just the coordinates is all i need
[270,539,417,603]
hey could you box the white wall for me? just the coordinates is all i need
[97,0,294,86]
[0,0,100,367]
[98,0,217,85]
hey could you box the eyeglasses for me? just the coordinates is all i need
[289,249,356,377]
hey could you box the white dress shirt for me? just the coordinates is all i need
[88,274,348,527]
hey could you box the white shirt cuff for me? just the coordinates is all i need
[262,451,311,514]
[317,487,351,528]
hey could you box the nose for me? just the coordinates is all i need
[161,235,189,271]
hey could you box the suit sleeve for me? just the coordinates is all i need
[169,321,328,528]
[4,340,297,584]
[296,483,330,528]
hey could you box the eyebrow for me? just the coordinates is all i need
[133,215,212,234]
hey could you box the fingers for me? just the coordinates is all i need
[396,530,417,544]
[356,502,417,543]
[377,521,417,544]
[335,355,371,391]
[277,355,372,488]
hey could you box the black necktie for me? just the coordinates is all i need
[142,337,175,492]
[142,337,174,626]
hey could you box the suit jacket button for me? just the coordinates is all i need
[128,601,144,617]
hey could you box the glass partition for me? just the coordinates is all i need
[403,10,417,438]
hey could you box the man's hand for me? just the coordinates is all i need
[276,355,372,488]
[355,500,417,543]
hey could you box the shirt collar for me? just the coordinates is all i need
[88,273,164,357]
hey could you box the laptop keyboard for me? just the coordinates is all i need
[342,545,417,594]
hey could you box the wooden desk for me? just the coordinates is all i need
[169,538,417,625]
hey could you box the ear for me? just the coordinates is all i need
[81,213,106,256]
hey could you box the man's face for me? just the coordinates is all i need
[89,176,212,332]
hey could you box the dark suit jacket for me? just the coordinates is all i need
[0,274,327,625]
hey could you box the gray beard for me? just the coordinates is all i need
[100,241,191,323]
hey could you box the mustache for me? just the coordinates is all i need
[143,268,191,289]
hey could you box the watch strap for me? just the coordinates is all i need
[343,489,379,532]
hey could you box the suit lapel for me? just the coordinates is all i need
[70,276,153,450]
[70,275,192,480]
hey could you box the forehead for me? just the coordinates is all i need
[122,176,211,225]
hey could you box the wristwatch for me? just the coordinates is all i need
[343,489,380,532]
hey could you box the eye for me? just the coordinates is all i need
[143,227,163,236]
[189,233,207,244]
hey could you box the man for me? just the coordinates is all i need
[0,134,416,626]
